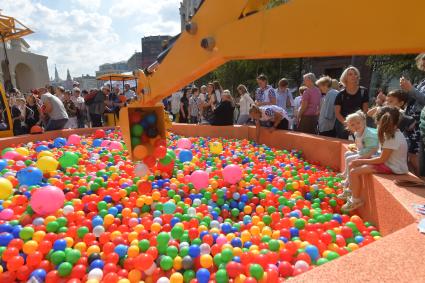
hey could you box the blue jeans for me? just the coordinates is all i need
[46,118,68,131]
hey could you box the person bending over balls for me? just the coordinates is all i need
[249,105,289,143]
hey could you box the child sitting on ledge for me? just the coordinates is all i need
[338,110,379,200]
[341,106,409,212]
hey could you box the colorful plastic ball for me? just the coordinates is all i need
[146,113,157,125]
[196,268,210,283]
[30,186,65,215]
[249,264,264,280]
[53,137,67,148]
[294,260,309,272]
[87,268,103,281]
[36,156,59,173]
[163,202,176,214]
[15,147,30,156]
[133,145,148,160]
[58,262,73,277]
[160,256,173,270]
[209,141,223,154]
[3,151,24,161]
[0,177,13,200]
[93,139,102,147]
[177,138,192,149]
[0,208,14,220]
[67,134,81,145]
[94,129,106,138]
[109,141,123,151]
[304,245,319,261]
[134,163,149,177]
[0,159,7,171]
[222,164,243,184]
[17,167,43,186]
[190,170,209,190]
[154,146,167,159]
[178,150,193,162]
[59,152,79,169]
[30,269,47,281]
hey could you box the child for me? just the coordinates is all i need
[63,91,78,129]
[249,105,289,143]
[341,106,409,211]
[368,90,414,133]
[293,86,307,130]
[189,87,201,124]
[339,110,379,198]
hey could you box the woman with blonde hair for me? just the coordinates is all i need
[236,84,255,125]
[334,66,369,139]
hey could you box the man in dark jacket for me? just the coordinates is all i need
[211,90,235,126]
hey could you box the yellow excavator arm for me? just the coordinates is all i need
[134,0,425,106]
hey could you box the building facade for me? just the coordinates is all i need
[96,61,130,77]
[74,74,98,90]
[141,35,172,68]
[0,39,49,92]
[179,0,202,31]
[127,52,143,71]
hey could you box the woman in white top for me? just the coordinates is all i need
[236,84,255,125]
[249,105,289,143]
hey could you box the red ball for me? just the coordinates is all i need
[153,146,167,159]
[94,129,106,138]
[134,253,154,271]
[278,261,294,277]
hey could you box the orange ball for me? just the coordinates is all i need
[133,145,148,160]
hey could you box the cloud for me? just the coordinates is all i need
[1,0,181,79]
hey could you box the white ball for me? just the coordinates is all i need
[193,199,201,206]
[62,205,74,215]
[187,207,196,217]
[157,277,170,283]
[144,262,156,275]
[93,226,105,237]
[88,268,103,280]
[200,243,211,255]
[134,163,149,177]
[294,260,309,272]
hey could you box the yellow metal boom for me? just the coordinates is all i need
[135,0,425,106]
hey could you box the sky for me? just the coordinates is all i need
[1,0,182,79]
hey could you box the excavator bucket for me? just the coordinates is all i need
[119,103,167,162]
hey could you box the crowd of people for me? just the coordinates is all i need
[5,83,137,135]
[167,54,425,186]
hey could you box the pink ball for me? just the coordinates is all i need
[3,151,24,161]
[101,140,111,147]
[216,236,227,246]
[222,164,243,184]
[109,141,123,151]
[190,170,209,190]
[0,208,14,220]
[30,186,65,215]
[67,134,81,145]
[176,138,192,149]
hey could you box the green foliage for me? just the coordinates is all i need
[367,55,423,84]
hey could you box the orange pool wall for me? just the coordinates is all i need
[1,125,425,282]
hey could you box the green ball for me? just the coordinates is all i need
[65,249,81,264]
[215,269,229,283]
[326,251,340,261]
[183,270,195,283]
[166,246,179,258]
[268,239,280,251]
[213,253,222,266]
[131,124,144,136]
[138,239,150,252]
[294,219,305,229]
[131,136,141,147]
[249,264,264,280]
[160,255,173,270]
[157,232,170,244]
[46,221,59,233]
[221,249,233,263]
[171,226,184,239]
[51,251,66,265]
[19,227,34,240]
[59,152,79,168]
[159,154,173,165]
[317,258,329,265]
[57,262,73,277]
[1,148,13,155]
[77,226,89,238]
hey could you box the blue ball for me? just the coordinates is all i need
[231,237,242,248]
[90,259,104,270]
[114,244,128,257]
[188,245,201,258]
[53,239,67,251]
[0,233,13,246]
[355,235,364,243]
[305,245,319,261]
[290,227,299,238]
[178,150,193,162]
[146,113,157,125]
[17,167,43,186]
[0,223,13,233]
[0,159,7,171]
[30,269,47,281]
[196,268,210,283]
[92,216,103,227]
[93,139,102,147]
[35,145,49,152]
[221,223,232,234]
[53,137,67,148]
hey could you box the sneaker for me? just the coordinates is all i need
[337,189,352,200]
[342,197,364,212]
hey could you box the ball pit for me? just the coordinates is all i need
[0,130,381,282]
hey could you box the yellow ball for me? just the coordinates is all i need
[87,245,100,255]
[170,272,184,283]
[209,142,223,154]
[118,279,130,283]
[173,256,182,270]
[23,240,38,254]
[0,178,13,200]
[15,147,29,156]
[347,243,359,251]
[36,156,58,173]
[200,254,213,268]
[128,269,142,283]
[37,151,54,159]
